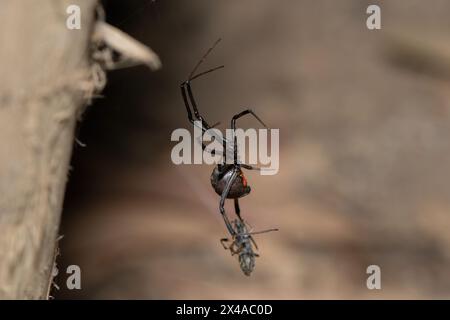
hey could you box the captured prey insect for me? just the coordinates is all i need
[221,219,278,276]
[180,38,268,236]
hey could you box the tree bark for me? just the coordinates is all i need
[0,0,97,299]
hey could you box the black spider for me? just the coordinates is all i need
[180,39,267,236]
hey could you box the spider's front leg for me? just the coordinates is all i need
[181,80,228,154]
[181,40,226,152]
[234,198,243,221]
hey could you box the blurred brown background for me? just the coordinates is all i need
[57,0,450,299]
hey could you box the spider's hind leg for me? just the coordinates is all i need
[180,74,225,153]
[234,198,243,221]
[220,168,239,236]
[180,81,209,128]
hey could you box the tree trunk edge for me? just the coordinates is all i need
[0,0,97,299]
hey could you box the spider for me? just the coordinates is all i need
[180,39,267,236]
[221,219,278,276]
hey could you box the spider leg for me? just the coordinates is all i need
[181,79,228,154]
[231,109,268,164]
[240,164,261,171]
[231,109,268,130]
[220,168,239,236]
[234,198,243,221]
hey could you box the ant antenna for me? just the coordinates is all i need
[189,38,224,81]
[247,228,279,236]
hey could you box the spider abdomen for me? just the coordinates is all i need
[211,166,251,199]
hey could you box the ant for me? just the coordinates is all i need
[221,219,278,276]
[180,39,267,236]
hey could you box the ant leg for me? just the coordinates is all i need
[180,82,210,130]
[181,39,228,157]
[203,146,224,157]
[234,199,243,221]
[220,168,239,235]
[231,109,268,164]
[181,81,227,153]
[241,163,280,176]
[220,238,230,250]
[230,242,242,256]
[188,38,223,80]
[249,235,259,251]
[241,163,277,174]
